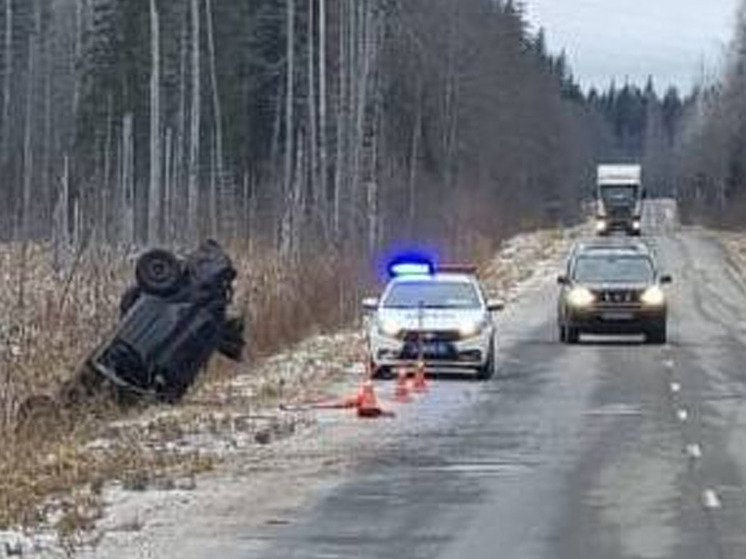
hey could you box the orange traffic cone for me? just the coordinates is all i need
[357,380,385,417]
[394,368,413,403]
[411,361,428,393]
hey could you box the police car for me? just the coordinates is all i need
[363,259,504,380]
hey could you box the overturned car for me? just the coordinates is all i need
[64,240,245,407]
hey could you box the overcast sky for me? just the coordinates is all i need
[522,0,742,92]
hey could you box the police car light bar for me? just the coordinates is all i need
[388,261,434,277]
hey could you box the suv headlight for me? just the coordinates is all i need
[595,219,607,232]
[567,286,595,307]
[641,286,665,306]
[378,318,402,337]
[632,220,641,230]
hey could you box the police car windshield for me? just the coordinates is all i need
[383,281,481,309]
[573,255,654,284]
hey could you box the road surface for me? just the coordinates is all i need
[220,202,746,559]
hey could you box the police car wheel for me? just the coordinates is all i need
[566,327,580,344]
[476,342,496,381]
[371,364,392,380]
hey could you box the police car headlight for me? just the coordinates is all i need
[459,318,487,338]
[567,287,595,308]
[641,286,665,306]
[378,319,402,337]
[595,220,608,232]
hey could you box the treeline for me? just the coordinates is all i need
[674,4,746,223]
[0,0,600,259]
[585,80,691,196]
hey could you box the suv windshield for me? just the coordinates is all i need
[383,282,481,309]
[600,185,638,206]
[573,255,654,284]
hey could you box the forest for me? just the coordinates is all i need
[0,0,602,262]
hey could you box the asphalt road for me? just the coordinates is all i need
[250,201,746,559]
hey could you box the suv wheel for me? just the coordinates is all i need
[646,323,667,345]
[566,327,580,344]
[136,249,183,296]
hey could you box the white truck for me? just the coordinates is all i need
[595,164,645,236]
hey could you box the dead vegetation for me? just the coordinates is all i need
[0,239,366,539]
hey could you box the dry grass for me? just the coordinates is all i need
[0,240,366,537]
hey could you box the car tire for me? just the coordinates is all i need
[566,327,580,344]
[476,340,496,381]
[371,364,392,380]
[136,249,183,296]
[646,323,667,345]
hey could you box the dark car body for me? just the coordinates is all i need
[87,240,244,403]
[557,242,671,344]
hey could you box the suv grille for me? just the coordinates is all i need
[593,289,640,304]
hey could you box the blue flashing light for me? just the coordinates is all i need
[390,262,432,277]
[387,254,435,278]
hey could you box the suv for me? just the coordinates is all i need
[83,240,245,404]
[363,262,504,380]
[557,241,671,344]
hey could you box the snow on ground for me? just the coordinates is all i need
[0,224,586,558]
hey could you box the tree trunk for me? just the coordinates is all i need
[1,0,11,164]
[205,0,224,239]
[148,0,162,245]
[332,0,347,242]
[307,0,318,213]
[187,0,201,243]
[122,113,135,248]
[318,0,328,236]
[280,0,295,259]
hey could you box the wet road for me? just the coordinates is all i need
[251,202,746,559]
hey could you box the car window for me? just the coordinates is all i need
[572,255,654,283]
[382,282,481,309]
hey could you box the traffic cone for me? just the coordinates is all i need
[411,361,428,393]
[394,368,413,403]
[357,380,385,418]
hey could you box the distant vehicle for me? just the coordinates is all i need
[557,241,672,344]
[595,164,645,236]
[363,260,504,380]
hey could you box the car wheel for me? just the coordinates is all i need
[646,323,667,345]
[136,249,183,296]
[476,340,496,381]
[566,327,580,344]
[371,364,392,380]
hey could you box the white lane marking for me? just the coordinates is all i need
[677,408,689,422]
[686,443,702,459]
[703,489,722,509]
[664,359,675,369]
[670,382,681,394]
